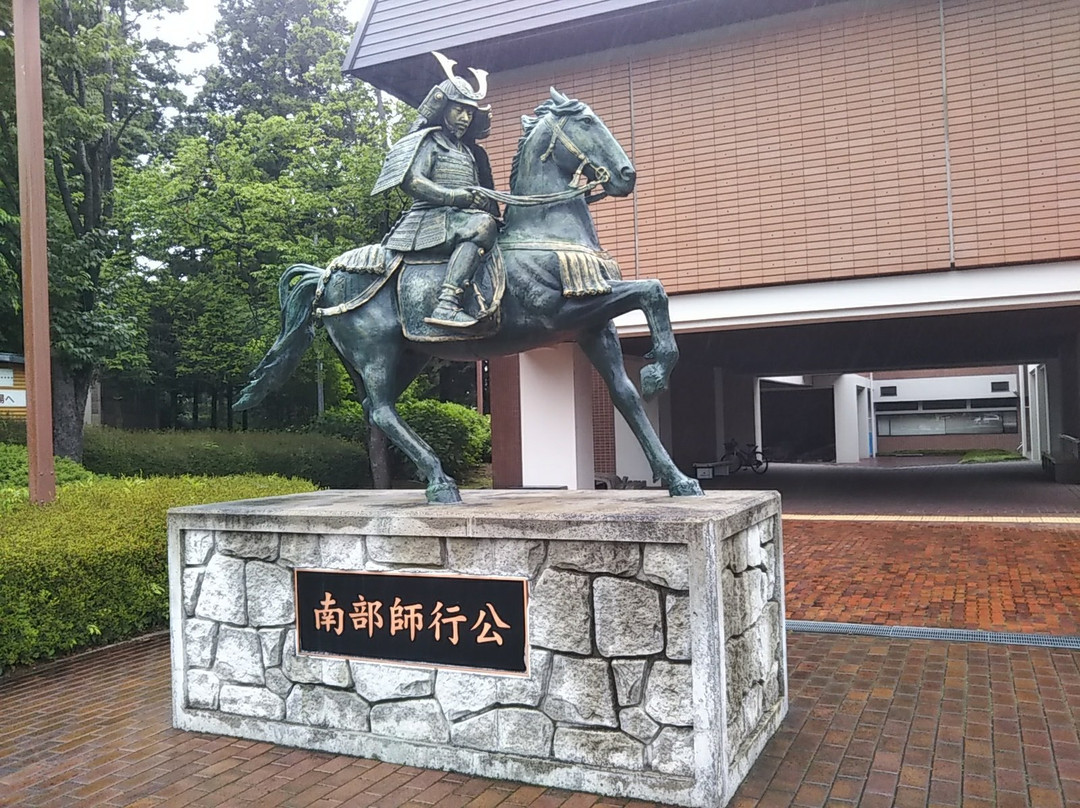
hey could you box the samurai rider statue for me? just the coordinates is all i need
[371,52,501,328]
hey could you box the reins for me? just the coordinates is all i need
[468,114,610,208]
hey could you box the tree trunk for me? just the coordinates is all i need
[210,388,219,429]
[192,382,199,428]
[51,360,92,462]
[226,386,234,430]
[369,424,391,489]
[171,390,182,428]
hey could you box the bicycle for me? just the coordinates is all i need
[721,439,769,474]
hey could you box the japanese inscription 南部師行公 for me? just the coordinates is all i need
[294,569,529,675]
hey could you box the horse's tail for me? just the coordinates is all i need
[233,264,324,412]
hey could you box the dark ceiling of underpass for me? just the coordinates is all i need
[623,305,1080,376]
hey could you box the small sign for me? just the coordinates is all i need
[0,390,25,408]
[294,569,529,675]
[0,368,13,386]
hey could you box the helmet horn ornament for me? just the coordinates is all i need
[432,51,489,101]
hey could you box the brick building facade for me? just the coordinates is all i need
[346,0,1080,484]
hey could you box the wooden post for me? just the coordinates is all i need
[13,0,57,503]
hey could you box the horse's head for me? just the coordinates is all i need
[517,88,636,198]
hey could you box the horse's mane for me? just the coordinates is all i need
[509,95,589,192]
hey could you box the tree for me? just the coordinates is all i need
[111,9,400,429]
[198,0,351,119]
[0,0,185,458]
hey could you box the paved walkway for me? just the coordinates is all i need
[3,633,1079,808]
[785,520,1080,635]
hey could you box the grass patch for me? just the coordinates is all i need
[959,449,1026,464]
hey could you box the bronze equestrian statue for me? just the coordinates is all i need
[235,53,703,504]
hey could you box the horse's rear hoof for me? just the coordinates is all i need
[427,481,463,504]
[669,478,704,497]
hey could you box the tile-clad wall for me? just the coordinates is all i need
[481,0,1080,296]
[945,0,1080,265]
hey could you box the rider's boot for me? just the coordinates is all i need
[425,244,481,328]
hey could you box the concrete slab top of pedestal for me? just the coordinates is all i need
[169,489,779,544]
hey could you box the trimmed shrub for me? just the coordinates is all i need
[82,427,371,489]
[307,400,367,444]
[397,398,491,478]
[0,474,316,670]
[309,399,491,480]
[0,443,96,488]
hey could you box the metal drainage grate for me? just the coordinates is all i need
[786,620,1080,650]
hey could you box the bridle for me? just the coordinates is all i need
[469,112,612,208]
[538,115,612,193]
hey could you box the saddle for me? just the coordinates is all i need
[317,244,505,343]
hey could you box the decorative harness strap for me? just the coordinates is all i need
[468,115,610,208]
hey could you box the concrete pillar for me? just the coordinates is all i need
[1046,358,1063,456]
[518,343,595,489]
[614,356,658,484]
[856,384,871,459]
[832,374,871,464]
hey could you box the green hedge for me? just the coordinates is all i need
[0,443,96,488]
[0,474,316,671]
[310,399,491,479]
[82,427,371,488]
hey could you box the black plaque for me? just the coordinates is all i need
[294,569,529,675]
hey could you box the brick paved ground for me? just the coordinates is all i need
[3,632,1080,808]
[784,521,1080,634]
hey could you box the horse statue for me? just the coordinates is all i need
[235,87,703,504]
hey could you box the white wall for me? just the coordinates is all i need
[874,374,1017,403]
[518,343,595,489]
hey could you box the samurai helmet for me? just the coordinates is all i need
[417,51,492,139]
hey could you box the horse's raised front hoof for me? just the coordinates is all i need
[669,478,704,497]
[426,480,463,504]
[641,364,667,400]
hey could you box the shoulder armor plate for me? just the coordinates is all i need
[371,127,440,196]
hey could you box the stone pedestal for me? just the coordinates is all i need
[168,490,786,807]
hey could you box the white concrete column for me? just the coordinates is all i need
[614,356,657,483]
[832,374,870,464]
[518,343,595,489]
[856,384,871,459]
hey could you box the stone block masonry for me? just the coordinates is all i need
[168,490,786,807]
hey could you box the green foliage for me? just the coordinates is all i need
[397,399,492,478]
[81,426,371,488]
[0,419,26,445]
[309,398,491,480]
[198,0,353,118]
[0,474,315,669]
[308,400,367,443]
[0,443,96,488]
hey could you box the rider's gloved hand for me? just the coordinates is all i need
[447,189,473,208]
